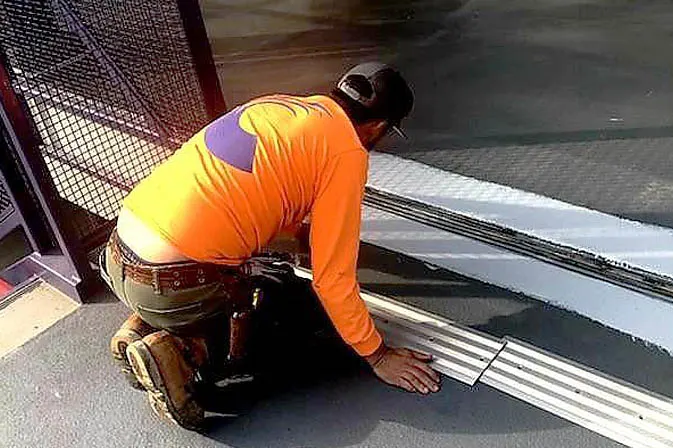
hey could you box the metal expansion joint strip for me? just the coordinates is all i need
[293,267,673,448]
[363,186,673,303]
[293,266,503,386]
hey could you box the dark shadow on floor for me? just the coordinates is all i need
[84,286,122,304]
[201,374,573,448]
[0,227,30,271]
[199,314,573,447]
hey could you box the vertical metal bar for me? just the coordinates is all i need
[0,56,56,253]
[176,0,227,118]
[0,51,97,301]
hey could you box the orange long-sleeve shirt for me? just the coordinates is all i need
[123,94,382,356]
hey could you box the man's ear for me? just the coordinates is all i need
[356,119,389,149]
[364,119,389,141]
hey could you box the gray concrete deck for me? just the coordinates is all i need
[4,244,672,447]
[2,1,673,446]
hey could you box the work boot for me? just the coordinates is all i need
[126,331,208,431]
[110,313,157,389]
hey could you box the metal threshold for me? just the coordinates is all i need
[363,186,673,303]
[294,267,673,448]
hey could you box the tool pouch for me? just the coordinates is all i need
[228,310,252,361]
[227,287,263,362]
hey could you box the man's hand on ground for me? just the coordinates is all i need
[365,344,441,394]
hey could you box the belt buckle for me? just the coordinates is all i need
[152,269,161,295]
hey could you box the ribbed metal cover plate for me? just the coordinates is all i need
[293,266,503,386]
[363,292,503,386]
[294,267,673,447]
[481,338,673,448]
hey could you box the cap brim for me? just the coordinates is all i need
[391,125,408,140]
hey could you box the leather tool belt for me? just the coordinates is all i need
[108,230,242,294]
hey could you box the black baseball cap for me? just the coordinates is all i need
[336,62,414,139]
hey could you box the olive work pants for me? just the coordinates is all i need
[99,239,245,337]
[98,232,359,379]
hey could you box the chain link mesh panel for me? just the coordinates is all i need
[0,0,218,245]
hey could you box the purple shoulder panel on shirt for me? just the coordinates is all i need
[204,107,258,173]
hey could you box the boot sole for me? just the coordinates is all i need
[126,340,203,431]
[111,329,145,390]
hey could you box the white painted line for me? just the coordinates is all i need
[368,152,673,278]
[361,206,673,355]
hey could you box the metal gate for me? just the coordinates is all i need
[0,179,17,239]
[0,0,225,300]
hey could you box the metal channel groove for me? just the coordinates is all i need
[293,267,673,447]
[481,339,673,448]
[363,186,673,303]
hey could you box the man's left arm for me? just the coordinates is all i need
[309,149,440,394]
[309,150,382,356]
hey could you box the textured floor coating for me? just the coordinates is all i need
[3,243,668,447]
